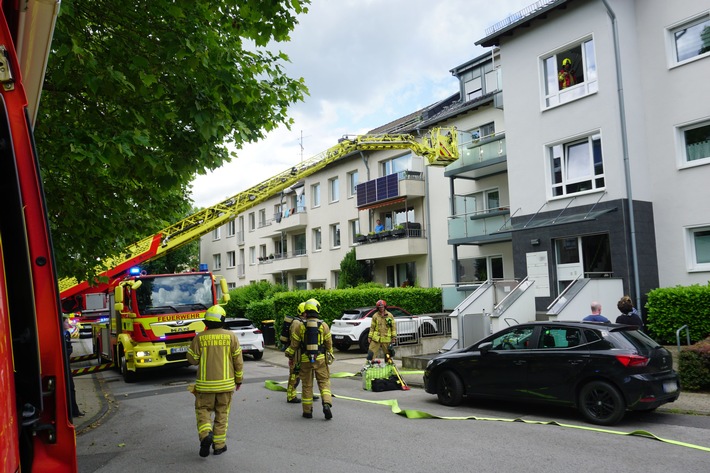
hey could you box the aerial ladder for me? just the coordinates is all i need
[58,127,459,303]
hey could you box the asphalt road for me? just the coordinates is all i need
[75,346,710,473]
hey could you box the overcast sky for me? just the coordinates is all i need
[190,0,534,208]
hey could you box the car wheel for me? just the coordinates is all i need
[436,370,464,407]
[119,347,137,383]
[252,351,263,361]
[578,380,625,425]
[334,343,350,352]
[358,329,370,353]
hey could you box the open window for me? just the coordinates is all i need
[542,38,598,108]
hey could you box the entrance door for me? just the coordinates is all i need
[555,234,611,293]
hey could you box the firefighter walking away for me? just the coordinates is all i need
[285,298,334,419]
[187,305,244,457]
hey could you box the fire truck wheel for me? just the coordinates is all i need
[119,347,137,383]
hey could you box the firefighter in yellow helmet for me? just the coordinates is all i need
[367,299,397,364]
[187,305,244,457]
[283,302,307,403]
[286,298,334,419]
[558,57,576,89]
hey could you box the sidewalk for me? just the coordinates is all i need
[71,344,710,434]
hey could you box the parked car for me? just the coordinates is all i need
[423,321,679,426]
[330,306,437,352]
[224,318,264,360]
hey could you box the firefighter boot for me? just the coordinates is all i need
[287,396,302,403]
[213,445,227,455]
[199,431,213,457]
[323,403,332,420]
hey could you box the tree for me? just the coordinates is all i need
[36,0,310,281]
[338,249,371,288]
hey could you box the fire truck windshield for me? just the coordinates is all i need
[134,274,214,315]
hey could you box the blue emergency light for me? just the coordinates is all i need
[199,263,208,271]
[128,266,142,276]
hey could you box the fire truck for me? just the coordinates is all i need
[93,269,230,382]
[59,127,458,382]
[0,0,78,471]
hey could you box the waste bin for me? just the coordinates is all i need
[261,320,275,345]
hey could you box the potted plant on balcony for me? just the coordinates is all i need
[392,224,406,237]
[367,231,379,242]
[355,233,367,243]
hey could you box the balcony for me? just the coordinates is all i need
[258,250,309,274]
[356,170,425,209]
[448,208,512,245]
[270,207,308,234]
[445,132,507,180]
[355,224,427,260]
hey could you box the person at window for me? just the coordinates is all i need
[615,295,644,328]
[374,219,384,233]
[583,301,609,322]
[558,57,576,89]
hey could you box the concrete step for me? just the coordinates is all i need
[402,353,438,370]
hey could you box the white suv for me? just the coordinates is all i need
[225,318,264,360]
[330,306,437,352]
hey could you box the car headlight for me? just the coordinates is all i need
[136,351,151,357]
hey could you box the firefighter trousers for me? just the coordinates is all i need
[195,391,233,450]
[286,363,300,401]
[367,340,393,360]
[299,358,332,414]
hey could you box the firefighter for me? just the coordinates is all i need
[558,57,576,89]
[366,299,397,364]
[187,305,244,457]
[284,302,306,403]
[285,298,334,419]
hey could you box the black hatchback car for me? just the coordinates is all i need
[423,321,680,425]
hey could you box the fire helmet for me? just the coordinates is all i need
[376,299,386,308]
[562,57,572,67]
[297,302,306,316]
[204,305,226,323]
[304,298,320,313]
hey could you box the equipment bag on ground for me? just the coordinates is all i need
[362,363,396,390]
[371,375,402,392]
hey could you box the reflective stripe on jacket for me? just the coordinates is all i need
[370,311,396,343]
[289,318,332,363]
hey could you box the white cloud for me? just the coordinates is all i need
[190,0,533,208]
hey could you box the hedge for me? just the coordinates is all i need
[646,283,710,344]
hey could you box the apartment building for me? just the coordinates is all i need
[200,52,511,294]
[476,0,710,311]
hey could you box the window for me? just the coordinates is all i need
[248,212,255,231]
[212,253,221,270]
[669,14,710,65]
[347,171,359,197]
[294,233,307,256]
[485,68,499,94]
[311,183,321,208]
[687,226,710,271]
[350,219,360,244]
[212,228,220,240]
[549,133,604,197]
[486,189,500,210]
[464,75,482,101]
[227,220,236,237]
[226,251,236,268]
[542,38,597,107]
[490,326,535,350]
[458,256,503,283]
[679,120,710,166]
[259,245,267,259]
[331,223,341,248]
[469,122,495,142]
[237,217,245,244]
[381,154,412,176]
[258,209,267,227]
[313,227,322,251]
[249,246,255,265]
[537,327,583,349]
[386,262,417,288]
[329,177,340,203]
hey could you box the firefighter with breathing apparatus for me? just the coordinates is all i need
[282,302,310,403]
[285,298,334,419]
[366,299,397,364]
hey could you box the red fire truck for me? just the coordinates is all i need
[0,0,78,471]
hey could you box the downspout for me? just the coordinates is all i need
[601,0,641,309]
[424,163,434,287]
[359,151,371,230]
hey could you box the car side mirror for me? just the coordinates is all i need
[478,341,493,355]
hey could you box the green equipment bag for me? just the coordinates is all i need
[362,362,396,391]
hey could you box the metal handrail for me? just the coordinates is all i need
[676,325,690,356]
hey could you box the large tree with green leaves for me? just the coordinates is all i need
[36,0,310,281]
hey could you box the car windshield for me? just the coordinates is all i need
[135,274,214,315]
[341,310,369,320]
[225,319,254,330]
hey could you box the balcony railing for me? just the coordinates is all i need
[448,208,512,243]
[355,222,423,245]
[446,133,506,175]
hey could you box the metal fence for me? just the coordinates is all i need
[396,313,452,346]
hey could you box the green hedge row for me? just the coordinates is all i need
[243,287,442,346]
[646,283,710,344]
[678,338,710,391]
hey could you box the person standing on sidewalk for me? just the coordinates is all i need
[285,298,334,419]
[366,299,397,364]
[284,302,306,403]
[187,305,244,457]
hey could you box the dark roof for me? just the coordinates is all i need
[476,0,573,47]
[417,92,496,130]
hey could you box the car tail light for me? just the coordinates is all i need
[346,321,361,326]
[254,329,262,334]
[615,354,650,367]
